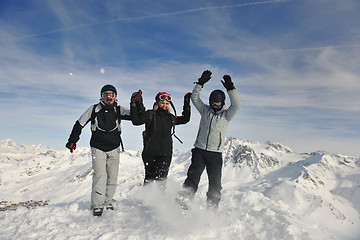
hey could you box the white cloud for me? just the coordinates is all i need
[1,0,359,155]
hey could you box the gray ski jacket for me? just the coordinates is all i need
[192,84,240,153]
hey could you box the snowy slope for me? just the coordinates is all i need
[0,138,359,240]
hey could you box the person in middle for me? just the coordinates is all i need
[130,90,191,186]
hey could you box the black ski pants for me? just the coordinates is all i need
[183,147,223,206]
[142,151,172,183]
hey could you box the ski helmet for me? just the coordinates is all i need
[209,89,225,105]
[101,84,117,97]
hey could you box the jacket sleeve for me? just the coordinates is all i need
[67,121,83,143]
[130,103,147,126]
[175,99,191,125]
[225,89,240,121]
[191,84,207,114]
[68,105,94,143]
[119,106,132,120]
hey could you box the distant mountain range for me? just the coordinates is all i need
[1,138,359,239]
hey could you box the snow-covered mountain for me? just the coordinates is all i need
[0,138,359,240]
[0,139,50,155]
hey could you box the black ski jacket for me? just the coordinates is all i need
[68,102,131,152]
[131,102,190,156]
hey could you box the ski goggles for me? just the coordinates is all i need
[102,91,116,99]
[210,101,223,107]
[157,92,171,102]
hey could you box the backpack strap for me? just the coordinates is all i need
[169,102,183,144]
[90,104,98,125]
[119,137,125,152]
[115,106,125,152]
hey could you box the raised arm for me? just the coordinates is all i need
[130,90,147,125]
[191,70,212,113]
[222,75,240,120]
[175,92,191,125]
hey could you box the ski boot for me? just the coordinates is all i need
[105,204,114,210]
[93,208,103,216]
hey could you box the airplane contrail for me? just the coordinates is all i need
[106,0,291,21]
[14,0,291,39]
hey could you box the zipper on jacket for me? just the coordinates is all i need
[205,114,215,150]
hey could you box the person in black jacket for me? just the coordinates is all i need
[66,84,131,216]
[130,90,191,186]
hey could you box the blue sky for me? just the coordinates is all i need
[1,0,360,156]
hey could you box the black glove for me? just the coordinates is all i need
[221,75,235,91]
[184,92,191,105]
[66,142,76,153]
[131,90,143,107]
[196,70,212,86]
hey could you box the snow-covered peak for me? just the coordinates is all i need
[0,139,49,154]
[222,138,295,174]
[265,140,292,154]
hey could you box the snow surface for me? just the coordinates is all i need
[1,138,359,240]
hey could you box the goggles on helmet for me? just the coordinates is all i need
[102,91,116,100]
[156,92,171,102]
[210,101,223,107]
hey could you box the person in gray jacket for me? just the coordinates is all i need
[177,70,240,210]
[66,84,131,216]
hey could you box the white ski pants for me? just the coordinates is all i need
[90,147,120,209]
